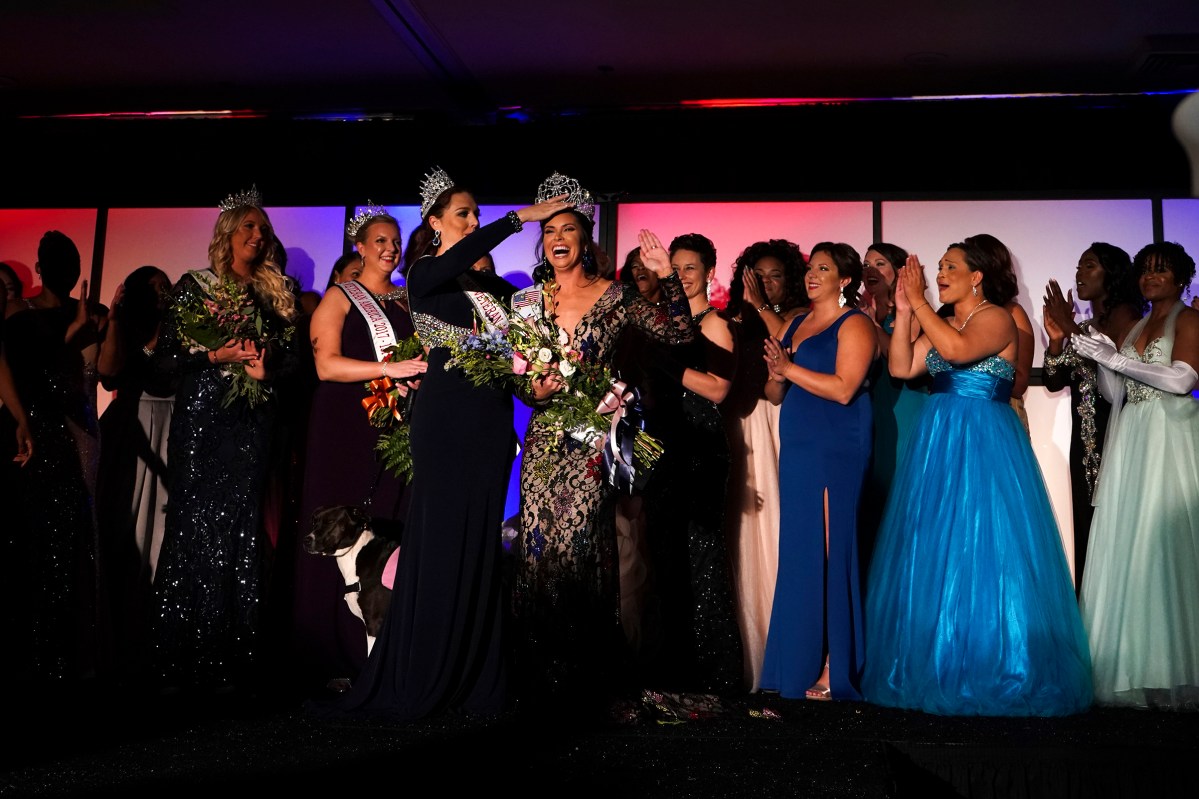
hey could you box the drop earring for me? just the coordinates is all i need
[431,228,442,248]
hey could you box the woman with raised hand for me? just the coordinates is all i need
[1075,241,1199,709]
[1040,243,1143,595]
[720,239,808,692]
[334,169,570,722]
[862,241,1092,717]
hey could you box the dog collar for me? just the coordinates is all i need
[343,581,361,595]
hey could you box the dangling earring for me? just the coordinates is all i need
[972,283,979,298]
[431,228,442,248]
[837,290,847,309]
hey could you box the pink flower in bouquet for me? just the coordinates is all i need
[512,352,529,375]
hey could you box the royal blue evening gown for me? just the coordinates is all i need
[760,309,871,700]
[862,349,1093,716]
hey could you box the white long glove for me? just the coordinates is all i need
[1071,332,1198,398]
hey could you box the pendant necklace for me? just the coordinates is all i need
[954,299,990,331]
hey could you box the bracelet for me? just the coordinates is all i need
[506,210,523,232]
[913,303,930,313]
[757,304,771,312]
[381,361,390,379]
[142,345,155,358]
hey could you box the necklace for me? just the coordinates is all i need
[954,299,990,331]
[368,285,406,302]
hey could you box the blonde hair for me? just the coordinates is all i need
[208,205,296,321]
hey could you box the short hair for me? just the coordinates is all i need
[36,230,81,298]
[1133,241,1196,288]
[668,233,717,271]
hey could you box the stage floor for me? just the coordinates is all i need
[3,682,1197,798]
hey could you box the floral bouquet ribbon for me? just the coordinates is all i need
[596,379,652,492]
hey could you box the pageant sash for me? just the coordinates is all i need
[340,280,398,362]
[465,289,511,335]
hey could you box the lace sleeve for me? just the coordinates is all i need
[623,272,694,345]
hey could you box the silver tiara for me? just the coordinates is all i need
[419,166,454,218]
[218,185,263,213]
[346,201,391,239]
[535,171,594,221]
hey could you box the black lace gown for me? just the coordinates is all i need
[149,271,293,690]
[513,274,695,712]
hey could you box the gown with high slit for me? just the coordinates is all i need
[760,309,871,700]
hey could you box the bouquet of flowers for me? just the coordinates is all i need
[445,305,663,485]
[364,335,425,483]
[172,272,293,408]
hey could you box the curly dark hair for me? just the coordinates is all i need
[1087,242,1145,324]
[532,209,609,283]
[727,239,808,318]
[958,233,1019,307]
[809,241,863,308]
[1133,241,1196,293]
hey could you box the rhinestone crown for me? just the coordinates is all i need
[419,166,455,218]
[346,201,392,239]
[218,185,263,213]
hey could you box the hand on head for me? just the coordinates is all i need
[519,193,574,224]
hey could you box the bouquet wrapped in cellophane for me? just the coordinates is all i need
[445,302,662,488]
[364,335,426,483]
[172,272,294,408]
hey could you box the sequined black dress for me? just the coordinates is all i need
[513,275,694,711]
[149,270,293,689]
[1,303,99,682]
[335,217,521,720]
[639,307,744,695]
[1041,319,1111,595]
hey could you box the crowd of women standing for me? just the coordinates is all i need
[2,176,1196,722]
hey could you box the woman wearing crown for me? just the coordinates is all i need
[287,203,427,697]
[150,187,297,692]
[509,172,696,717]
[332,168,571,721]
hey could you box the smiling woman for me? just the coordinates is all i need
[511,173,696,720]
[861,239,1092,717]
[288,203,425,696]
[149,188,297,693]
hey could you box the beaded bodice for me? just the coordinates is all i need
[926,349,1016,381]
[1120,299,1184,405]
[1121,337,1167,404]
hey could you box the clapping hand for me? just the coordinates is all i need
[1070,331,1120,369]
[1042,279,1079,341]
[896,255,927,314]
[743,269,767,310]
[763,336,790,383]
